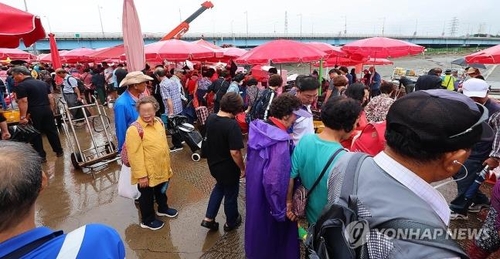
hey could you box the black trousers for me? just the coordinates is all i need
[30,107,63,158]
[138,182,169,224]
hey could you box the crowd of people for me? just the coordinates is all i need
[2,56,500,258]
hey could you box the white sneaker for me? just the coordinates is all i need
[468,203,490,213]
[450,212,468,220]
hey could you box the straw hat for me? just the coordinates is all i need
[119,71,153,87]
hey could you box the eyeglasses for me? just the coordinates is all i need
[448,103,488,139]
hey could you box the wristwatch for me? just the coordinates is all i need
[20,116,26,120]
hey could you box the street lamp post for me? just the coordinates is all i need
[382,17,386,36]
[298,14,303,39]
[231,20,235,44]
[245,11,249,47]
[344,16,347,35]
[23,0,37,54]
[97,5,105,38]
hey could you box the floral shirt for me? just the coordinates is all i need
[364,94,395,123]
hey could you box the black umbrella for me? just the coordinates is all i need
[451,57,486,69]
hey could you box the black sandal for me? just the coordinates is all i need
[201,219,219,231]
[223,214,242,232]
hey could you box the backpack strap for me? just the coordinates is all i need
[130,121,144,139]
[376,219,468,259]
[307,148,344,197]
[341,153,369,197]
[340,153,369,208]
[2,231,63,259]
[66,76,75,88]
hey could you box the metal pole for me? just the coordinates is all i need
[97,5,105,38]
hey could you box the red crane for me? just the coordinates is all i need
[161,1,214,41]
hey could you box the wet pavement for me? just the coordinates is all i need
[36,104,499,258]
[37,106,247,259]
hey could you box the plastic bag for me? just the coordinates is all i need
[117,165,141,200]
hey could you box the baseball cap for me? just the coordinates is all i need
[292,107,312,118]
[386,89,493,153]
[462,78,489,98]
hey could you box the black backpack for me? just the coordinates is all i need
[67,76,86,93]
[305,153,469,259]
[248,89,275,121]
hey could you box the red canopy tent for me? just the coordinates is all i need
[0,48,36,60]
[59,48,95,63]
[235,39,327,65]
[141,39,215,62]
[0,3,46,48]
[342,37,424,59]
[88,44,125,62]
[465,44,500,64]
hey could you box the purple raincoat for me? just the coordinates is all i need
[244,120,300,259]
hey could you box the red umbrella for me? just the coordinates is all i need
[89,44,125,62]
[122,0,145,71]
[60,48,95,63]
[192,39,224,58]
[307,42,347,57]
[143,39,214,61]
[235,39,326,65]
[192,39,222,49]
[365,58,393,66]
[223,47,248,58]
[465,44,500,64]
[316,56,367,67]
[342,37,424,59]
[0,48,36,60]
[38,50,67,62]
[0,3,46,48]
[48,33,62,69]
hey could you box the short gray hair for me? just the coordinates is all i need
[154,67,166,77]
[136,96,160,112]
[0,141,42,232]
[10,66,31,76]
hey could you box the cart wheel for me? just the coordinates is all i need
[70,153,82,169]
[191,153,201,162]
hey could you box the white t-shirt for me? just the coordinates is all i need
[291,105,314,144]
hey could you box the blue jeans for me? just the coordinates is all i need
[205,182,240,225]
[450,158,489,214]
[0,91,6,110]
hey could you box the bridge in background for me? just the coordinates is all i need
[21,32,500,52]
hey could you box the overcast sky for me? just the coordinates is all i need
[2,0,499,37]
